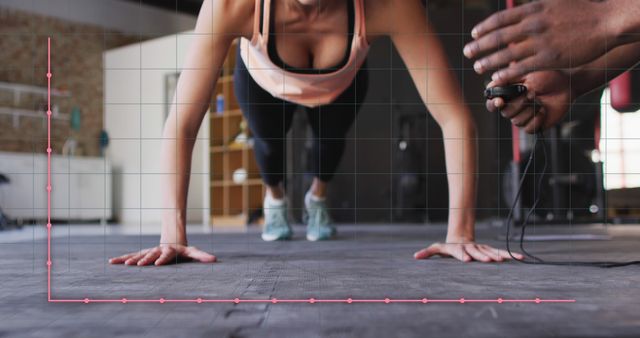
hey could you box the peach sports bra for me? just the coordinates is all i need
[239,0,370,108]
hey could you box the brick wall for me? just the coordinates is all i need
[0,7,139,156]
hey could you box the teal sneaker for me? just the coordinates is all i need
[261,197,292,241]
[304,193,336,241]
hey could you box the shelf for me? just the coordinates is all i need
[0,107,70,129]
[211,178,262,187]
[210,39,259,231]
[210,144,253,153]
[211,215,246,228]
[219,75,234,84]
[0,81,71,98]
[210,109,243,119]
[0,81,73,129]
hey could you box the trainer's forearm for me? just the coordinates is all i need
[608,0,640,47]
[572,42,640,98]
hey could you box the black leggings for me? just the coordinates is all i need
[233,48,369,186]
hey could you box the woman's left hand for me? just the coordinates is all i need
[414,242,523,263]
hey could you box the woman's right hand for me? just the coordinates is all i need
[109,244,217,266]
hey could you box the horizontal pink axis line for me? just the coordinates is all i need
[49,298,576,304]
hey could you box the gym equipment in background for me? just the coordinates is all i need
[498,90,604,224]
[393,113,429,223]
[609,67,640,113]
[0,173,13,230]
[501,137,601,221]
[491,85,640,267]
[99,130,109,157]
[500,0,604,224]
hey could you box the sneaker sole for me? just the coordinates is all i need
[306,233,334,242]
[261,233,292,241]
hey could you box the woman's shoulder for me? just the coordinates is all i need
[364,0,424,39]
[363,0,394,41]
[196,0,256,39]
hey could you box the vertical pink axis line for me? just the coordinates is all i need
[46,37,52,302]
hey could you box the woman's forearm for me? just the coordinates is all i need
[159,114,199,246]
[388,0,479,241]
[441,117,477,242]
[159,61,223,245]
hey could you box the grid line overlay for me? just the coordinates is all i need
[43,20,578,307]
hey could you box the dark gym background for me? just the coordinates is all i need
[283,2,506,223]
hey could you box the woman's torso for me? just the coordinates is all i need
[238,0,376,107]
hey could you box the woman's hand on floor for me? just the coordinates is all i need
[109,244,217,266]
[414,242,523,263]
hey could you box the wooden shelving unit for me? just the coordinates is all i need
[210,40,264,229]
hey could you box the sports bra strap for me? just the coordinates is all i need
[356,0,366,38]
[251,0,261,40]
[262,0,272,36]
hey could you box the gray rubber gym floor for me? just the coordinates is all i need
[1,223,639,338]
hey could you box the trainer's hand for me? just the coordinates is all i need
[109,244,217,266]
[487,71,573,133]
[414,242,523,263]
[464,0,613,85]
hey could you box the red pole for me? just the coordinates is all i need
[506,0,521,163]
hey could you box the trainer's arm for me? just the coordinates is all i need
[464,0,640,85]
[486,42,640,134]
[571,42,640,98]
[386,0,521,263]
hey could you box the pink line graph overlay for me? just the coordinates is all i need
[44,37,575,305]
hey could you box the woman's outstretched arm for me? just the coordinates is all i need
[110,0,251,266]
[381,0,522,262]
